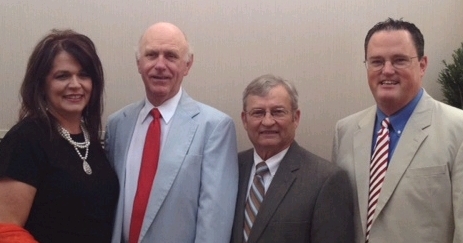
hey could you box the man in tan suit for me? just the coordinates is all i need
[332,18,463,243]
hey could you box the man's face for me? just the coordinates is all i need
[366,30,427,115]
[241,85,300,160]
[137,23,193,106]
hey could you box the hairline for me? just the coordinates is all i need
[242,74,299,112]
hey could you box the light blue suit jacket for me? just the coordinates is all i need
[333,91,463,243]
[105,91,238,243]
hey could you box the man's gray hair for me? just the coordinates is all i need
[242,74,299,111]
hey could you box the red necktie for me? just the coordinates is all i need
[129,108,161,243]
[365,117,390,242]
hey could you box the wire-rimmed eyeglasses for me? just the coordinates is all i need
[245,108,291,120]
[364,56,418,71]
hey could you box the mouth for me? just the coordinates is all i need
[380,80,399,85]
[150,75,171,81]
[259,130,279,135]
[64,94,84,101]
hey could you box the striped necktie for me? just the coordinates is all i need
[365,117,390,242]
[243,162,269,242]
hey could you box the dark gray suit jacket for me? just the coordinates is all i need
[231,142,355,243]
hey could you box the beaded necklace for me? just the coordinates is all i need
[57,124,92,175]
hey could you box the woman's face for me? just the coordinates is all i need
[45,51,92,123]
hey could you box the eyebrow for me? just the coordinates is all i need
[368,54,412,59]
[250,106,287,110]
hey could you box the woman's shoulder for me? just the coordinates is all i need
[0,118,50,182]
[2,118,50,144]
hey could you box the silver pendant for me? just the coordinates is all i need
[83,160,93,175]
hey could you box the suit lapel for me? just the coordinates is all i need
[373,92,432,219]
[353,107,376,235]
[234,150,254,243]
[110,101,144,243]
[247,143,300,243]
[140,92,200,240]
[116,101,144,180]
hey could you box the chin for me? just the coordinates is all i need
[257,141,280,148]
[375,91,399,101]
[149,87,170,96]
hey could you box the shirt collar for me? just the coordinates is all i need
[141,87,183,124]
[253,147,289,177]
[376,88,423,133]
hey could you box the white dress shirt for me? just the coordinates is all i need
[123,88,183,241]
[246,147,289,198]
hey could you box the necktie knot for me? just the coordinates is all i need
[255,162,269,177]
[381,117,390,130]
[151,108,161,119]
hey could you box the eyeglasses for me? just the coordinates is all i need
[364,56,418,71]
[245,108,290,120]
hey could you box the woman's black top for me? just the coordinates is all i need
[0,118,119,243]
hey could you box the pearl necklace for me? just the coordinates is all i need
[57,124,92,175]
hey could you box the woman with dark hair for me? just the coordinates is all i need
[0,29,119,243]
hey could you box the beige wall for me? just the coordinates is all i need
[1,0,462,159]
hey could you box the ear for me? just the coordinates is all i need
[293,109,301,127]
[241,110,248,131]
[183,54,194,76]
[136,56,142,74]
[419,55,428,77]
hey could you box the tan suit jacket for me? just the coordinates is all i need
[332,91,463,243]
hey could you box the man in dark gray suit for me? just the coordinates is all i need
[231,74,354,243]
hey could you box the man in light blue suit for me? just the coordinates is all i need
[105,22,238,243]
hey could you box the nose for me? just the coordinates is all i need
[261,112,276,126]
[381,60,395,74]
[69,75,81,87]
[154,56,167,71]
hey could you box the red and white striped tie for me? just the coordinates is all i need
[365,117,390,242]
